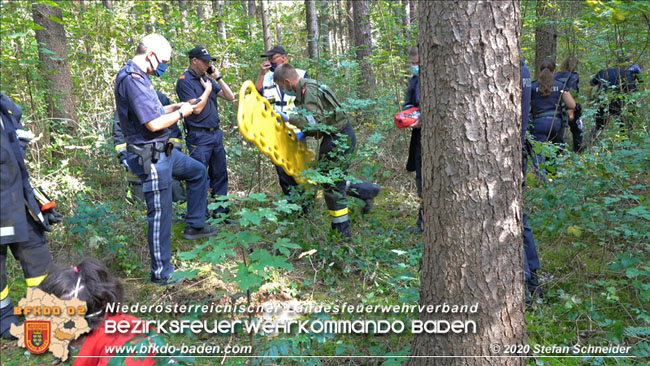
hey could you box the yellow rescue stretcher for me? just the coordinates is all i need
[237,80,315,184]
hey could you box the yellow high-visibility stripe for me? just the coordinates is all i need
[328,208,349,217]
[25,274,47,287]
[0,285,8,300]
[115,143,127,152]
[169,138,182,144]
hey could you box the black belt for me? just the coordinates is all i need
[271,101,287,107]
[187,126,219,133]
[127,140,173,175]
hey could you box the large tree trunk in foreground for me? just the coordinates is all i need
[409,1,527,365]
[31,0,78,129]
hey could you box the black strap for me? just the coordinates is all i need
[187,126,218,133]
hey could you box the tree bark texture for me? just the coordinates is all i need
[352,0,375,98]
[212,0,226,40]
[31,0,78,125]
[345,0,354,52]
[102,0,113,10]
[197,2,205,20]
[248,0,259,19]
[534,0,557,78]
[317,0,331,56]
[409,1,526,365]
[305,0,319,59]
[260,0,272,50]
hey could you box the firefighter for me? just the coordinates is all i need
[1,93,59,338]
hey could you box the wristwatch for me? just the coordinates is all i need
[215,76,223,82]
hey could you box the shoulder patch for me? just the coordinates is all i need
[302,87,306,94]
[179,75,186,80]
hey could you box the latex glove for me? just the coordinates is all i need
[44,208,63,225]
[277,111,289,122]
[121,159,129,170]
[295,131,306,142]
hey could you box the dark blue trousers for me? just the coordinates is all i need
[127,149,208,281]
[522,155,541,281]
[523,214,540,281]
[186,129,229,214]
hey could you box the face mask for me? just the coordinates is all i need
[149,53,167,77]
[269,62,278,72]
[412,65,419,76]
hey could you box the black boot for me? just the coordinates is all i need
[526,271,544,301]
[0,304,18,340]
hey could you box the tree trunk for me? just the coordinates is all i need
[274,0,282,45]
[352,0,375,98]
[402,0,410,28]
[345,0,354,53]
[317,0,331,56]
[212,0,226,40]
[409,0,416,24]
[534,0,557,78]
[408,1,527,365]
[102,0,113,10]
[179,0,189,29]
[31,0,78,127]
[197,2,204,20]
[248,0,259,19]
[305,0,319,59]
[78,1,94,64]
[260,0,272,50]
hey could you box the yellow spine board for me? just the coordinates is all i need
[237,80,315,185]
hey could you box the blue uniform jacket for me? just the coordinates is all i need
[554,71,579,93]
[531,80,565,120]
[521,61,532,146]
[114,60,169,145]
[176,68,222,129]
[404,75,420,172]
[0,94,48,244]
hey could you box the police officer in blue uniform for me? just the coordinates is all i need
[114,34,218,287]
[113,91,186,203]
[176,46,236,223]
[1,93,56,338]
[555,56,583,152]
[530,60,576,169]
[521,62,542,305]
[404,46,423,233]
[589,57,639,138]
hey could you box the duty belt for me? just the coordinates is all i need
[127,140,173,176]
[187,126,219,133]
[533,111,560,120]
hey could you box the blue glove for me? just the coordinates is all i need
[295,131,306,142]
[277,111,289,122]
[121,159,129,170]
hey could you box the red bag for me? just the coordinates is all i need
[394,107,420,128]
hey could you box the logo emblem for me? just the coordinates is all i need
[25,321,51,354]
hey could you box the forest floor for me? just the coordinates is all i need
[0,124,648,366]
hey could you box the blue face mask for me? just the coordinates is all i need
[412,65,419,76]
[149,53,167,77]
[269,62,278,72]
